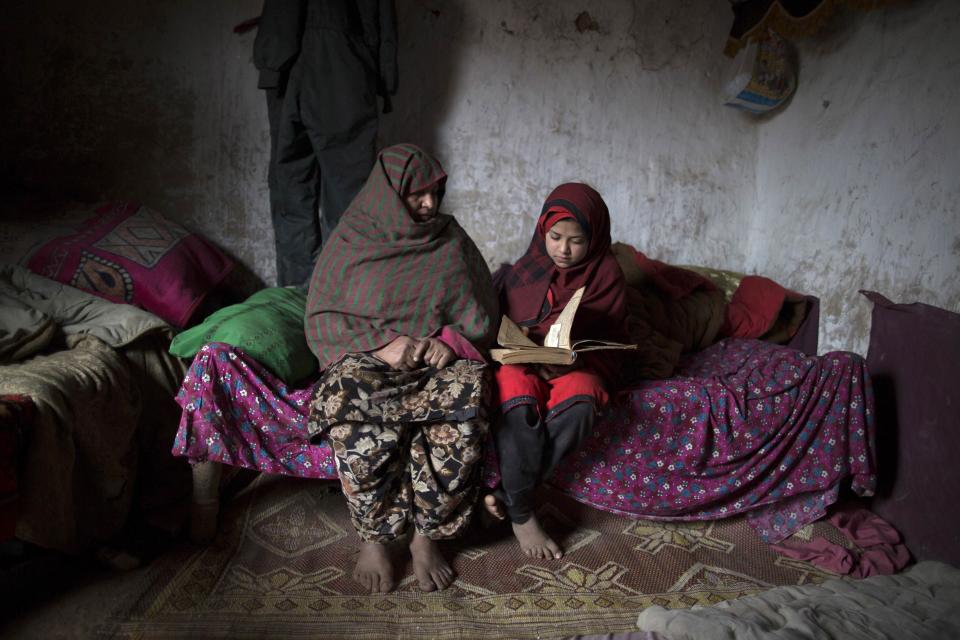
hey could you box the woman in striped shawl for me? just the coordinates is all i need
[305,143,498,593]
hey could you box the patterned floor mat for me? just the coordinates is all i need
[99,474,847,639]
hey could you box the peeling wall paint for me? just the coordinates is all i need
[750,0,960,354]
[3,0,956,355]
[380,0,755,275]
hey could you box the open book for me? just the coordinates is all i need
[489,286,637,365]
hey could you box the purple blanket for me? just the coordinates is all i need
[174,339,875,544]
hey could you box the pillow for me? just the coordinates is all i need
[18,201,234,328]
[169,287,317,384]
[862,290,960,566]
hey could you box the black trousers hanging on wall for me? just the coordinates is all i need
[255,0,397,288]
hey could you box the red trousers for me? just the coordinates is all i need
[495,363,609,417]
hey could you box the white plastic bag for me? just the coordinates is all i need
[722,30,796,114]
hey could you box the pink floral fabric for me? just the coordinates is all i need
[538,338,875,543]
[172,343,336,478]
[174,339,876,545]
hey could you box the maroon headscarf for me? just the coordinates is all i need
[503,183,628,344]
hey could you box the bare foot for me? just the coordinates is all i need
[483,493,506,520]
[354,542,394,593]
[409,533,455,592]
[512,514,563,560]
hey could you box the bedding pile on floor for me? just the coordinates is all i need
[636,560,960,639]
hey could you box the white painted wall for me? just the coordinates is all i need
[748,0,960,353]
[380,1,755,273]
[3,0,957,355]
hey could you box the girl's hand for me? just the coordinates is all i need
[536,358,581,380]
[536,363,567,380]
[372,336,423,370]
[415,337,456,369]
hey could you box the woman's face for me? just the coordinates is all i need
[545,218,588,268]
[404,183,440,222]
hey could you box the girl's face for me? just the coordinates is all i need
[404,183,440,221]
[545,218,588,268]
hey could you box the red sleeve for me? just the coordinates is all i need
[437,326,487,362]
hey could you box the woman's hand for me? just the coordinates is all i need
[415,337,456,369]
[371,336,423,370]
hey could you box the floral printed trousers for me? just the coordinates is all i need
[308,354,490,542]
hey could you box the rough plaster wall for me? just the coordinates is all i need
[5,1,954,357]
[749,0,960,354]
[1,0,273,289]
[382,0,755,271]
[2,0,754,291]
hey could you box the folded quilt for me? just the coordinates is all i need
[0,264,171,361]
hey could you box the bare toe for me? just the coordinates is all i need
[433,565,454,590]
[410,534,455,592]
[483,494,506,520]
[546,538,563,560]
[512,515,563,560]
[354,542,394,593]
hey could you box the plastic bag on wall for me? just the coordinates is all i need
[722,30,797,114]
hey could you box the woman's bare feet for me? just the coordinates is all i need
[354,542,394,593]
[512,514,563,560]
[483,493,506,520]
[409,533,455,592]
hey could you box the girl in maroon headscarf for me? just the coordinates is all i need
[486,183,628,559]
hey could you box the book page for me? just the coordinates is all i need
[570,339,637,349]
[544,286,585,349]
[489,346,576,365]
[571,343,638,352]
[496,315,538,349]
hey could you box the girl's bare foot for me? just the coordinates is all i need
[483,493,506,520]
[409,533,455,592]
[354,542,394,593]
[512,514,563,560]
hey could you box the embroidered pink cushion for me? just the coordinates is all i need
[25,202,234,328]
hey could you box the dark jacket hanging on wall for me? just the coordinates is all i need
[254,0,398,288]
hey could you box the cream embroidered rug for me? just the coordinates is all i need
[99,474,847,639]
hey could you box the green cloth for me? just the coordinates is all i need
[169,287,316,383]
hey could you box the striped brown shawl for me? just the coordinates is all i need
[305,143,498,370]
